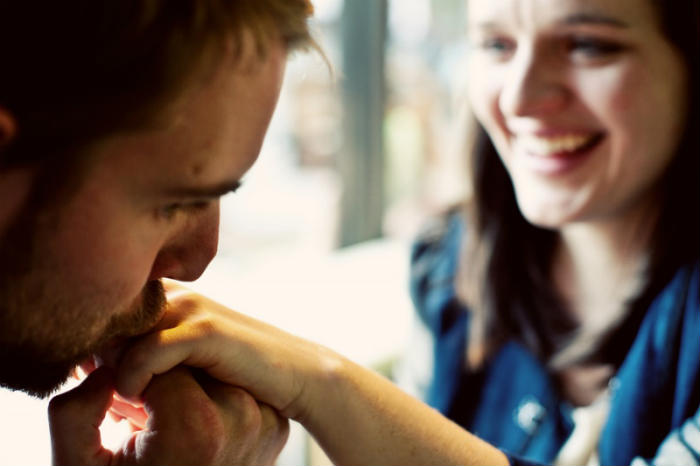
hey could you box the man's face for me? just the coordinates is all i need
[0,38,287,397]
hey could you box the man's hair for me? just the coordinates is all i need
[0,0,315,169]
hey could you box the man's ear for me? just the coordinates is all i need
[0,106,17,150]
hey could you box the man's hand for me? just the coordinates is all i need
[105,282,510,466]
[114,281,340,421]
[48,366,289,465]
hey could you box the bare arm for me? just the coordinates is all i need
[115,283,508,466]
[300,355,507,465]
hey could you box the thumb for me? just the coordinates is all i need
[48,366,115,466]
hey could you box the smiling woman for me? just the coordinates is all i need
[457,0,697,367]
[405,0,699,463]
[467,0,686,228]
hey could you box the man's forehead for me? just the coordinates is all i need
[84,42,285,200]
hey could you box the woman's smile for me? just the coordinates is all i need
[510,130,605,175]
[467,0,687,228]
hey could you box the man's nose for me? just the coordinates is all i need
[149,205,220,282]
[498,46,569,118]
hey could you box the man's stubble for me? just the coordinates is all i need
[0,166,166,398]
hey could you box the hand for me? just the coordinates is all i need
[49,365,289,465]
[114,281,340,420]
[110,283,509,466]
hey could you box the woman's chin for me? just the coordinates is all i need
[517,204,585,230]
[514,188,595,230]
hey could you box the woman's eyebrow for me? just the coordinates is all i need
[559,12,629,28]
[469,12,629,31]
[164,179,243,198]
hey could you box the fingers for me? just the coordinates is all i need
[113,289,222,399]
[114,287,313,419]
[223,399,290,466]
[141,366,220,433]
[48,367,115,466]
[123,366,227,465]
[109,396,148,430]
[192,371,290,465]
[133,366,289,465]
[161,278,187,293]
[115,327,205,400]
[251,402,291,464]
[50,362,290,466]
[79,357,97,376]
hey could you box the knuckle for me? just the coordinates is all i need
[278,415,291,440]
[229,389,263,432]
[123,345,149,372]
[145,365,188,394]
[180,398,227,461]
[117,353,151,395]
[261,404,290,441]
[193,317,218,338]
[47,393,72,419]
[190,430,226,463]
[121,334,164,371]
[169,293,200,314]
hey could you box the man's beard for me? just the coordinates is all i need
[0,183,166,398]
[0,280,166,398]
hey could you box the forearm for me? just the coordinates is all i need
[300,355,509,466]
[114,286,509,465]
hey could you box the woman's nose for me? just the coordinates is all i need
[498,46,569,119]
[149,205,220,282]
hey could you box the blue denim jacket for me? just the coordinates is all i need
[409,214,700,465]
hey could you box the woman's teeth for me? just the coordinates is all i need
[517,134,597,157]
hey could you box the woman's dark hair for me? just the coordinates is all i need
[459,0,699,368]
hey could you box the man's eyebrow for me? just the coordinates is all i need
[164,180,243,198]
[559,13,629,28]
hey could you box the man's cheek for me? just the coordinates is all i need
[93,280,166,364]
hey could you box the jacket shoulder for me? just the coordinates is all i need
[409,206,467,332]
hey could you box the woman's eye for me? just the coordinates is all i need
[479,37,515,56]
[567,37,623,58]
[470,33,516,59]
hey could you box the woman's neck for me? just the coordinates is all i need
[553,197,659,328]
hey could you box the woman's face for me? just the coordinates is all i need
[466,0,687,228]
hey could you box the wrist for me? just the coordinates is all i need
[289,344,350,424]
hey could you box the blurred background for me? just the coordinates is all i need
[0,1,473,464]
[191,0,473,392]
[219,0,469,259]
[194,2,472,461]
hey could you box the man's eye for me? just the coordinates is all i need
[158,201,210,221]
[159,203,184,220]
[567,36,623,58]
